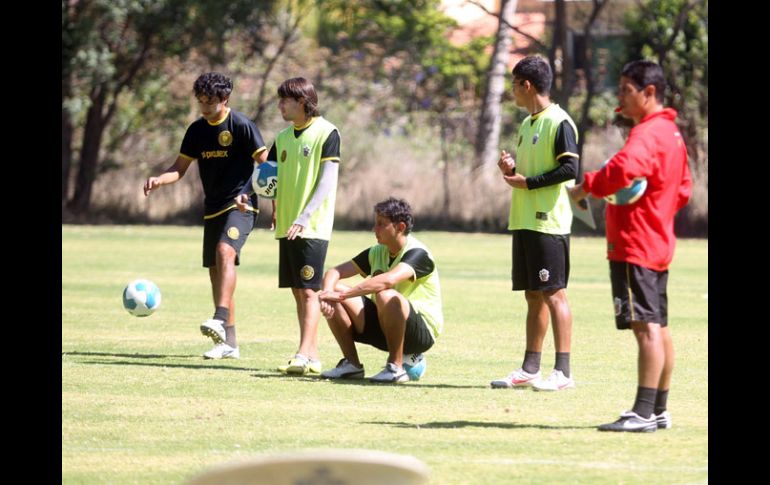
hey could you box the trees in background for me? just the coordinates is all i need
[62,0,276,214]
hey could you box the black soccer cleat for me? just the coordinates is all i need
[598,411,658,433]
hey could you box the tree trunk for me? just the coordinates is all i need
[69,86,107,215]
[62,108,73,204]
[550,0,573,107]
[576,1,607,168]
[474,0,517,169]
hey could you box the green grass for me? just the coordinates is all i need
[62,226,708,484]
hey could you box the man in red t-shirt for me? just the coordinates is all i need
[569,60,692,433]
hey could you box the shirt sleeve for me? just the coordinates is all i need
[399,248,435,280]
[351,249,371,275]
[526,120,578,189]
[583,126,654,197]
[179,124,199,160]
[320,130,340,162]
[267,143,277,162]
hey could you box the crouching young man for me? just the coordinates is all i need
[318,197,443,383]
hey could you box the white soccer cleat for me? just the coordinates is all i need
[321,359,365,379]
[656,410,672,429]
[532,369,575,391]
[200,318,226,344]
[203,343,239,360]
[369,362,409,383]
[490,368,542,388]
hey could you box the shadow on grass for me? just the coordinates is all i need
[327,379,487,389]
[364,420,596,430]
[63,351,196,359]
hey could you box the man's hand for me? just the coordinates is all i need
[503,173,527,189]
[497,150,515,176]
[286,223,305,240]
[568,183,589,206]
[143,177,161,196]
[318,289,346,303]
[234,194,250,212]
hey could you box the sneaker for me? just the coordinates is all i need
[203,343,239,360]
[200,318,225,344]
[598,411,658,433]
[532,369,575,391]
[369,362,409,383]
[490,368,542,388]
[277,354,322,375]
[320,358,365,379]
[403,353,427,381]
[656,410,672,430]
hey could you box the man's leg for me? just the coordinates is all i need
[292,287,320,360]
[544,288,572,377]
[523,290,548,373]
[374,289,410,367]
[631,321,664,419]
[215,242,238,346]
[323,284,365,366]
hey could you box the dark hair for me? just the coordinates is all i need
[277,77,320,117]
[511,56,552,95]
[621,60,666,103]
[374,197,414,235]
[193,72,233,100]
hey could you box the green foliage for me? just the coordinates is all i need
[623,0,708,159]
[316,0,490,123]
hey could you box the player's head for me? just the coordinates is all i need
[277,77,320,118]
[193,72,233,102]
[374,197,414,235]
[620,60,665,103]
[511,56,552,95]
[193,72,232,121]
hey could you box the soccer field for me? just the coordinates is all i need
[62,225,708,484]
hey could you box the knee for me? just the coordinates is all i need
[215,242,236,262]
[542,289,567,308]
[374,289,401,307]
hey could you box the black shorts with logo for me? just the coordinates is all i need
[354,297,435,355]
[278,237,329,289]
[609,260,669,329]
[202,208,256,267]
[511,230,570,291]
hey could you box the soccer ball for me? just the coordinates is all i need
[403,353,427,381]
[122,279,161,317]
[601,159,648,205]
[251,160,278,199]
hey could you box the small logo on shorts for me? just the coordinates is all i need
[538,269,550,282]
[227,226,240,240]
[281,150,287,162]
[613,297,622,316]
[300,265,315,281]
[303,145,311,157]
[218,130,233,147]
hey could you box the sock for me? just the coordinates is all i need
[522,351,541,374]
[225,325,237,348]
[213,306,229,323]
[654,389,669,415]
[631,386,657,419]
[554,352,570,377]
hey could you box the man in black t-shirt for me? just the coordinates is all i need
[143,72,267,360]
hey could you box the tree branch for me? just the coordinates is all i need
[465,0,546,51]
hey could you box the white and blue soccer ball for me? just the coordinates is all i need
[122,279,161,317]
[403,353,427,381]
[601,159,648,206]
[251,160,278,199]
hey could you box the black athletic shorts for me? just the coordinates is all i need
[511,230,570,291]
[278,237,328,289]
[609,260,669,329]
[202,209,256,267]
[353,296,435,354]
